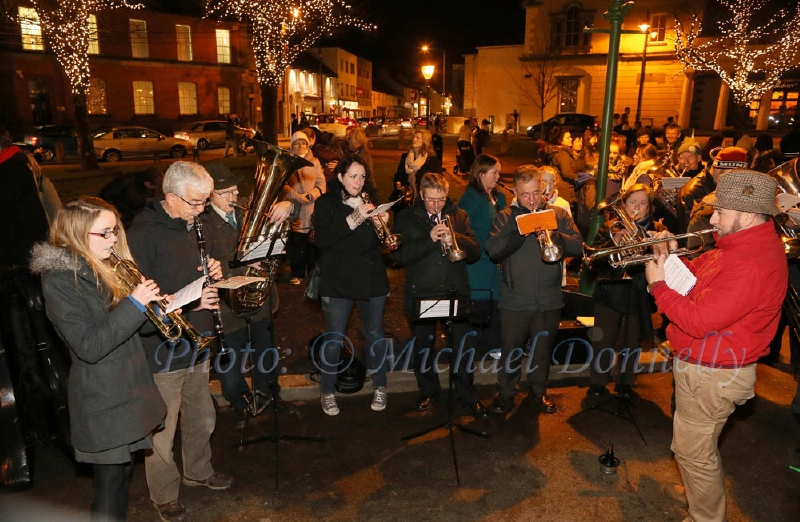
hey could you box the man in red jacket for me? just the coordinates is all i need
[646,169,787,522]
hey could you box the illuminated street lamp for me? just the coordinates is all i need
[421,64,435,118]
[421,45,446,100]
[635,22,655,125]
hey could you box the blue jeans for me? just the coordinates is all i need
[217,317,280,412]
[319,295,388,394]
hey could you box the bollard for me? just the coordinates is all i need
[55,141,65,164]
[500,130,509,154]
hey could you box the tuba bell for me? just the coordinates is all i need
[227,140,313,314]
[768,158,800,258]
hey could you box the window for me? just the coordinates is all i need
[350,62,354,74]
[551,4,593,50]
[176,24,193,61]
[649,14,668,43]
[88,14,100,54]
[132,80,154,114]
[18,7,44,51]
[178,82,198,115]
[216,29,230,64]
[340,59,344,71]
[558,78,579,113]
[130,19,149,58]
[87,78,107,114]
[218,86,231,114]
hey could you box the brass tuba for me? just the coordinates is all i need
[768,158,800,257]
[227,140,312,314]
[109,248,214,351]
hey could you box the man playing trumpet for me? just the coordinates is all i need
[486,165,583,415]
[392,173,486,417]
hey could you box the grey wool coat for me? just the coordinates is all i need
[30,243,166,455]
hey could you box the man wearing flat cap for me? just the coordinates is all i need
[199,161,297,429]
[645,169,788,522]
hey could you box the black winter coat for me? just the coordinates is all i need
[30,244,166,454]
[127,200,214,372]
[393,152,443,189]
[391,199,480,313]
[312,184,390,301]
[676,168,715,233]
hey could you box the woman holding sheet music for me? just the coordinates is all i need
[585,184,666,401]
[311,155,390,416]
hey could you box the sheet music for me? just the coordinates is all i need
[660,177,691,191]
[164,276,206,314]
[419,299,459,319]
[664,254,696,296]
[211,276,267,289]
[366,197,403,218]
[240,237,286,262]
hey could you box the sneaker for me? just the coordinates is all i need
[182,472,233,491]
[154,500,186,522]
[491,395,515,414]
[371,386,388,411]
[289,277,302,285]
[321,393,339,416]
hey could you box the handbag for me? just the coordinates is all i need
[304,265,321,301]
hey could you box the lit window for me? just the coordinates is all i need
[87,78,107,114]
[650,14,668,43]
[176,24,193,61]
[18,7,44,51]
[132,80,154,115]
[216,29,230,64]
[218,86,231,115]
[88,14,100,55]
[178,82,198,115]
[130,19,149,59]
[558,78,579,113]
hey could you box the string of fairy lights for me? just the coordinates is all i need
[203,0,375,87]
[674,0,800,105]
[9,0,142,94]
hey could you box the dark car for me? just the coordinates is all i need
[23,125,80,162]
[526,113,599,140]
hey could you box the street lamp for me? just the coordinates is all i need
[635,22,653,125]
[421,64,435,118]
[421,45,446,100]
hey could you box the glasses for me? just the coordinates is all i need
[424,197,447,204]
[519,191,542,198]
[178,195,209,208]
[214,188,239,197]
[88,225,119,240]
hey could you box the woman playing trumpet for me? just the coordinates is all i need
[312,155,390,416]
[30,197,167,521]
[586,184,667,400]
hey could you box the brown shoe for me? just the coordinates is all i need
[182,471,233,491]
[663,482,688,508]
[154,499,186,522]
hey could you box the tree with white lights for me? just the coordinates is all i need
[204,0,374,144]
[674,0,800,128]
[2,0,142,170]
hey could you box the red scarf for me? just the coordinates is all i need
[0,145,22,165]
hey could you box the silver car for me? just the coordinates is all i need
[93,126,192,162]
[173,120,253,150]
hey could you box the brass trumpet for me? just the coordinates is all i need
[361,191,402,251]
[496,180,563,262]
[109,248,215,351]
[440,216,467,262]
[583,229,716,268]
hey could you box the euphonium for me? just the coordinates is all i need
[109,248,214,351]
[361,191,402,250]
[227,140,313,314]
[768,158,800,258]
[440,216,467,262]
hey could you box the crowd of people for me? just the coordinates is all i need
[2,116,800,522]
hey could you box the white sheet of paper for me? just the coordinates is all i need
[776,192,800,212]
[365,198,402,218]
[418,299,458,319]
[164,276,206,314]
[660,177,691,191]
[211,276,266,290]
[664,254,697,296]
[240,237,286,262]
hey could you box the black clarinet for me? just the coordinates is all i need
[194,217,232,355]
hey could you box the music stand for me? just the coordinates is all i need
[568,317,647,445]
[235,314,326,493]
[401,289,488,486]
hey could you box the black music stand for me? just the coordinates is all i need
[401,289,488,487]
[235,315,326,493]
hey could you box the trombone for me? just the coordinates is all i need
[440,216,467,262]
[583,229,716,268]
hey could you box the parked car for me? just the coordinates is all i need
[400,118,414,130]
[414,117,429,129]
[93,126,192,162]
[23,125,80,162]
[312,114,354,138]
[526,113,599,140]
[362,117,402,137]
[173,120,254,150]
